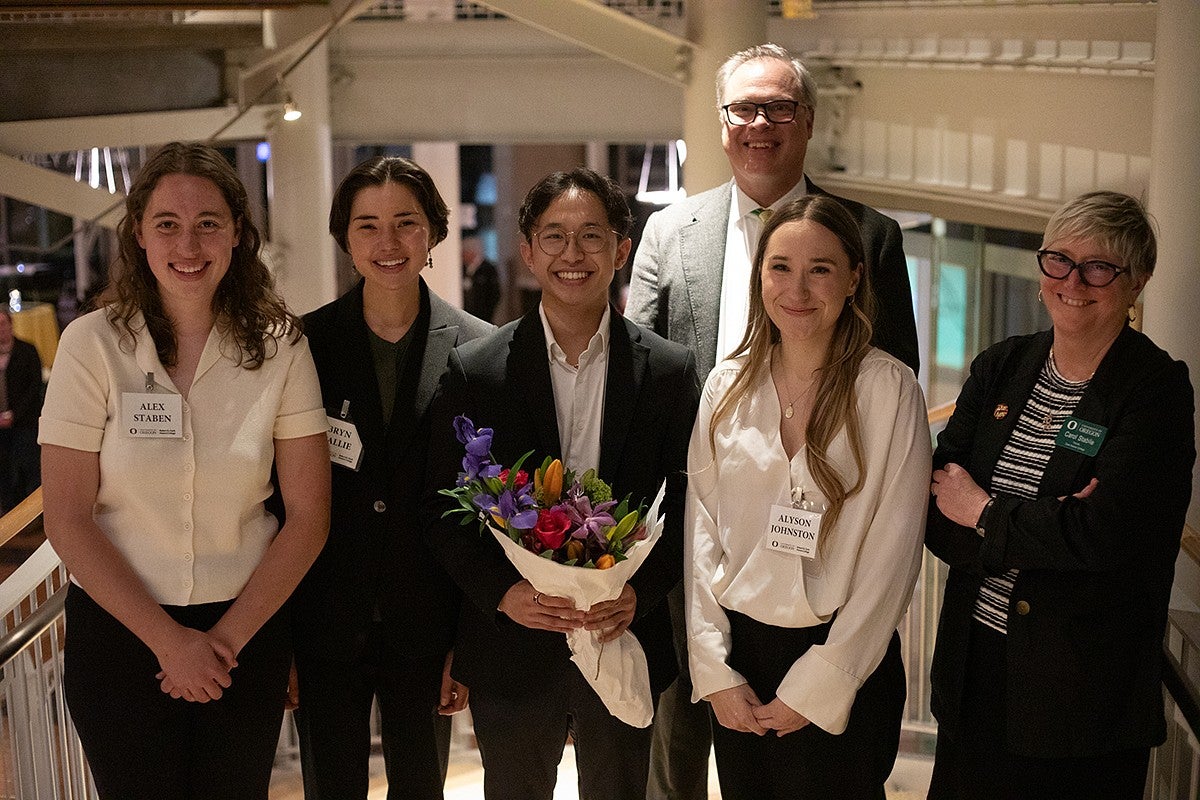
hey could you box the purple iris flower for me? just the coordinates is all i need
[472,485,539,531]
[454,415,501,484]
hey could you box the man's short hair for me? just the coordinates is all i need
[517,168,633,241]
[715,42,817,113]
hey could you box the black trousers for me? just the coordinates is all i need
[63,584,291,800]
[294,633,450,800]
[928,621,1150,800]
[469,664,654,800]
[647,582,711,800]
[709,610,906,800]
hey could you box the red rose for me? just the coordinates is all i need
[500,468,529,489]
[533,508,571,551]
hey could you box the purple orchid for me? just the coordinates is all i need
[556,484,618,543]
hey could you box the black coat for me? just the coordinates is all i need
[3,338,42,428]
[423,309,699,698]
[292,279,493,661]
[926,325,1195,757]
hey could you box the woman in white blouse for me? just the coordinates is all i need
[685,195,930,799]
[39,142,330,800]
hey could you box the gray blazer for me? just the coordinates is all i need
[627,179,920,379]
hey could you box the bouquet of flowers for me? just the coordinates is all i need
[439,415,665,727]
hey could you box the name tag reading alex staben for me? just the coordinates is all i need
[121,391,183,438]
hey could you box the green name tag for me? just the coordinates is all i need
[1055,416,1107,456]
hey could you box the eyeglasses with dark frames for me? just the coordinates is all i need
[533,225,618,257]
[1037,249,1128,288]
[721,100,802,126]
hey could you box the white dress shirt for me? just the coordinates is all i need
[714,177,813,368]
[39,308,326,605]
[685,350,930,734]
[540,304,610,474]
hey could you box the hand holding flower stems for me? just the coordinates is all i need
[498,579,584,632]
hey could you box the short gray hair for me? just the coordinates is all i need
[715,43,817,113]
[1043,191,1157,282]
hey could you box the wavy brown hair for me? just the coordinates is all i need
[103,141,298,369]
[709,195,877,543]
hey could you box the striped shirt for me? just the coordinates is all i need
[972,353,1090,633]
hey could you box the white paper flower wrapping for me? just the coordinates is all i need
[489,482,666,728]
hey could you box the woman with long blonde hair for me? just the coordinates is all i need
[685,194,930,798]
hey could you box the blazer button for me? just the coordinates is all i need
[373,500,387,513]
[1015,600,1031,616]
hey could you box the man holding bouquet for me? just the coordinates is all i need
[424,168,699,800]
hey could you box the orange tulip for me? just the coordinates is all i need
[595,554,616,570]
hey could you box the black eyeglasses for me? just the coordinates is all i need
[721,100,802,126]
[1037,249,1128,288]
[533,225,617,257]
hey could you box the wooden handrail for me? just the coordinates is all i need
[927,401,955,426]
[0,488,43,551]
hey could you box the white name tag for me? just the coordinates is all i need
[121,392,184,438]
[327,415,364,471]
[764,503,822,558]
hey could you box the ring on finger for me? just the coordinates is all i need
[533,592,542,606]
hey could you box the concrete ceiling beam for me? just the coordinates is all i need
[0,105,277,155]
[477,0,693,86]
[0,153,123,229]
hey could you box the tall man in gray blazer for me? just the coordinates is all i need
[626,43,920,800]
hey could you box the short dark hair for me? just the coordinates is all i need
[329,156,449,253]
[517,168,632,241]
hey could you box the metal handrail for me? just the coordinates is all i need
[0,581,65,665]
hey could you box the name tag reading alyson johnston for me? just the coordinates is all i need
[121,392,183,438]
[765,503,822,558]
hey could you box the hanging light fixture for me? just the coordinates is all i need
[277,73,302,122]
[282,93,302,122]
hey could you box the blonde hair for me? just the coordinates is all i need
[709,195,876,542]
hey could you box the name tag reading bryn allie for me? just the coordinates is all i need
[765,503,822,558]
[121,392,184,438]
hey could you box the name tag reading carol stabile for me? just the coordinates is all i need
[1056,416,1107,457]
[765,503,822,558]
[121,392,183,438]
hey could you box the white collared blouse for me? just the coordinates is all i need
[685,349,930,734]
[39,308,326,606]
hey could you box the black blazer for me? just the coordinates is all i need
[423,309,699,699]
[292,279,493,661]
[926,325,1195,758]
[3,338,42,428]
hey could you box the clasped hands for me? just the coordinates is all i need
[707,684,809,737]
[498,579,636,643]
[153,623,238,703]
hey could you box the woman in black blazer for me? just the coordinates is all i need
[292,156,493,800]
[926,191,1195,799]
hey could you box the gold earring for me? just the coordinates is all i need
[1038,289,1044,304]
